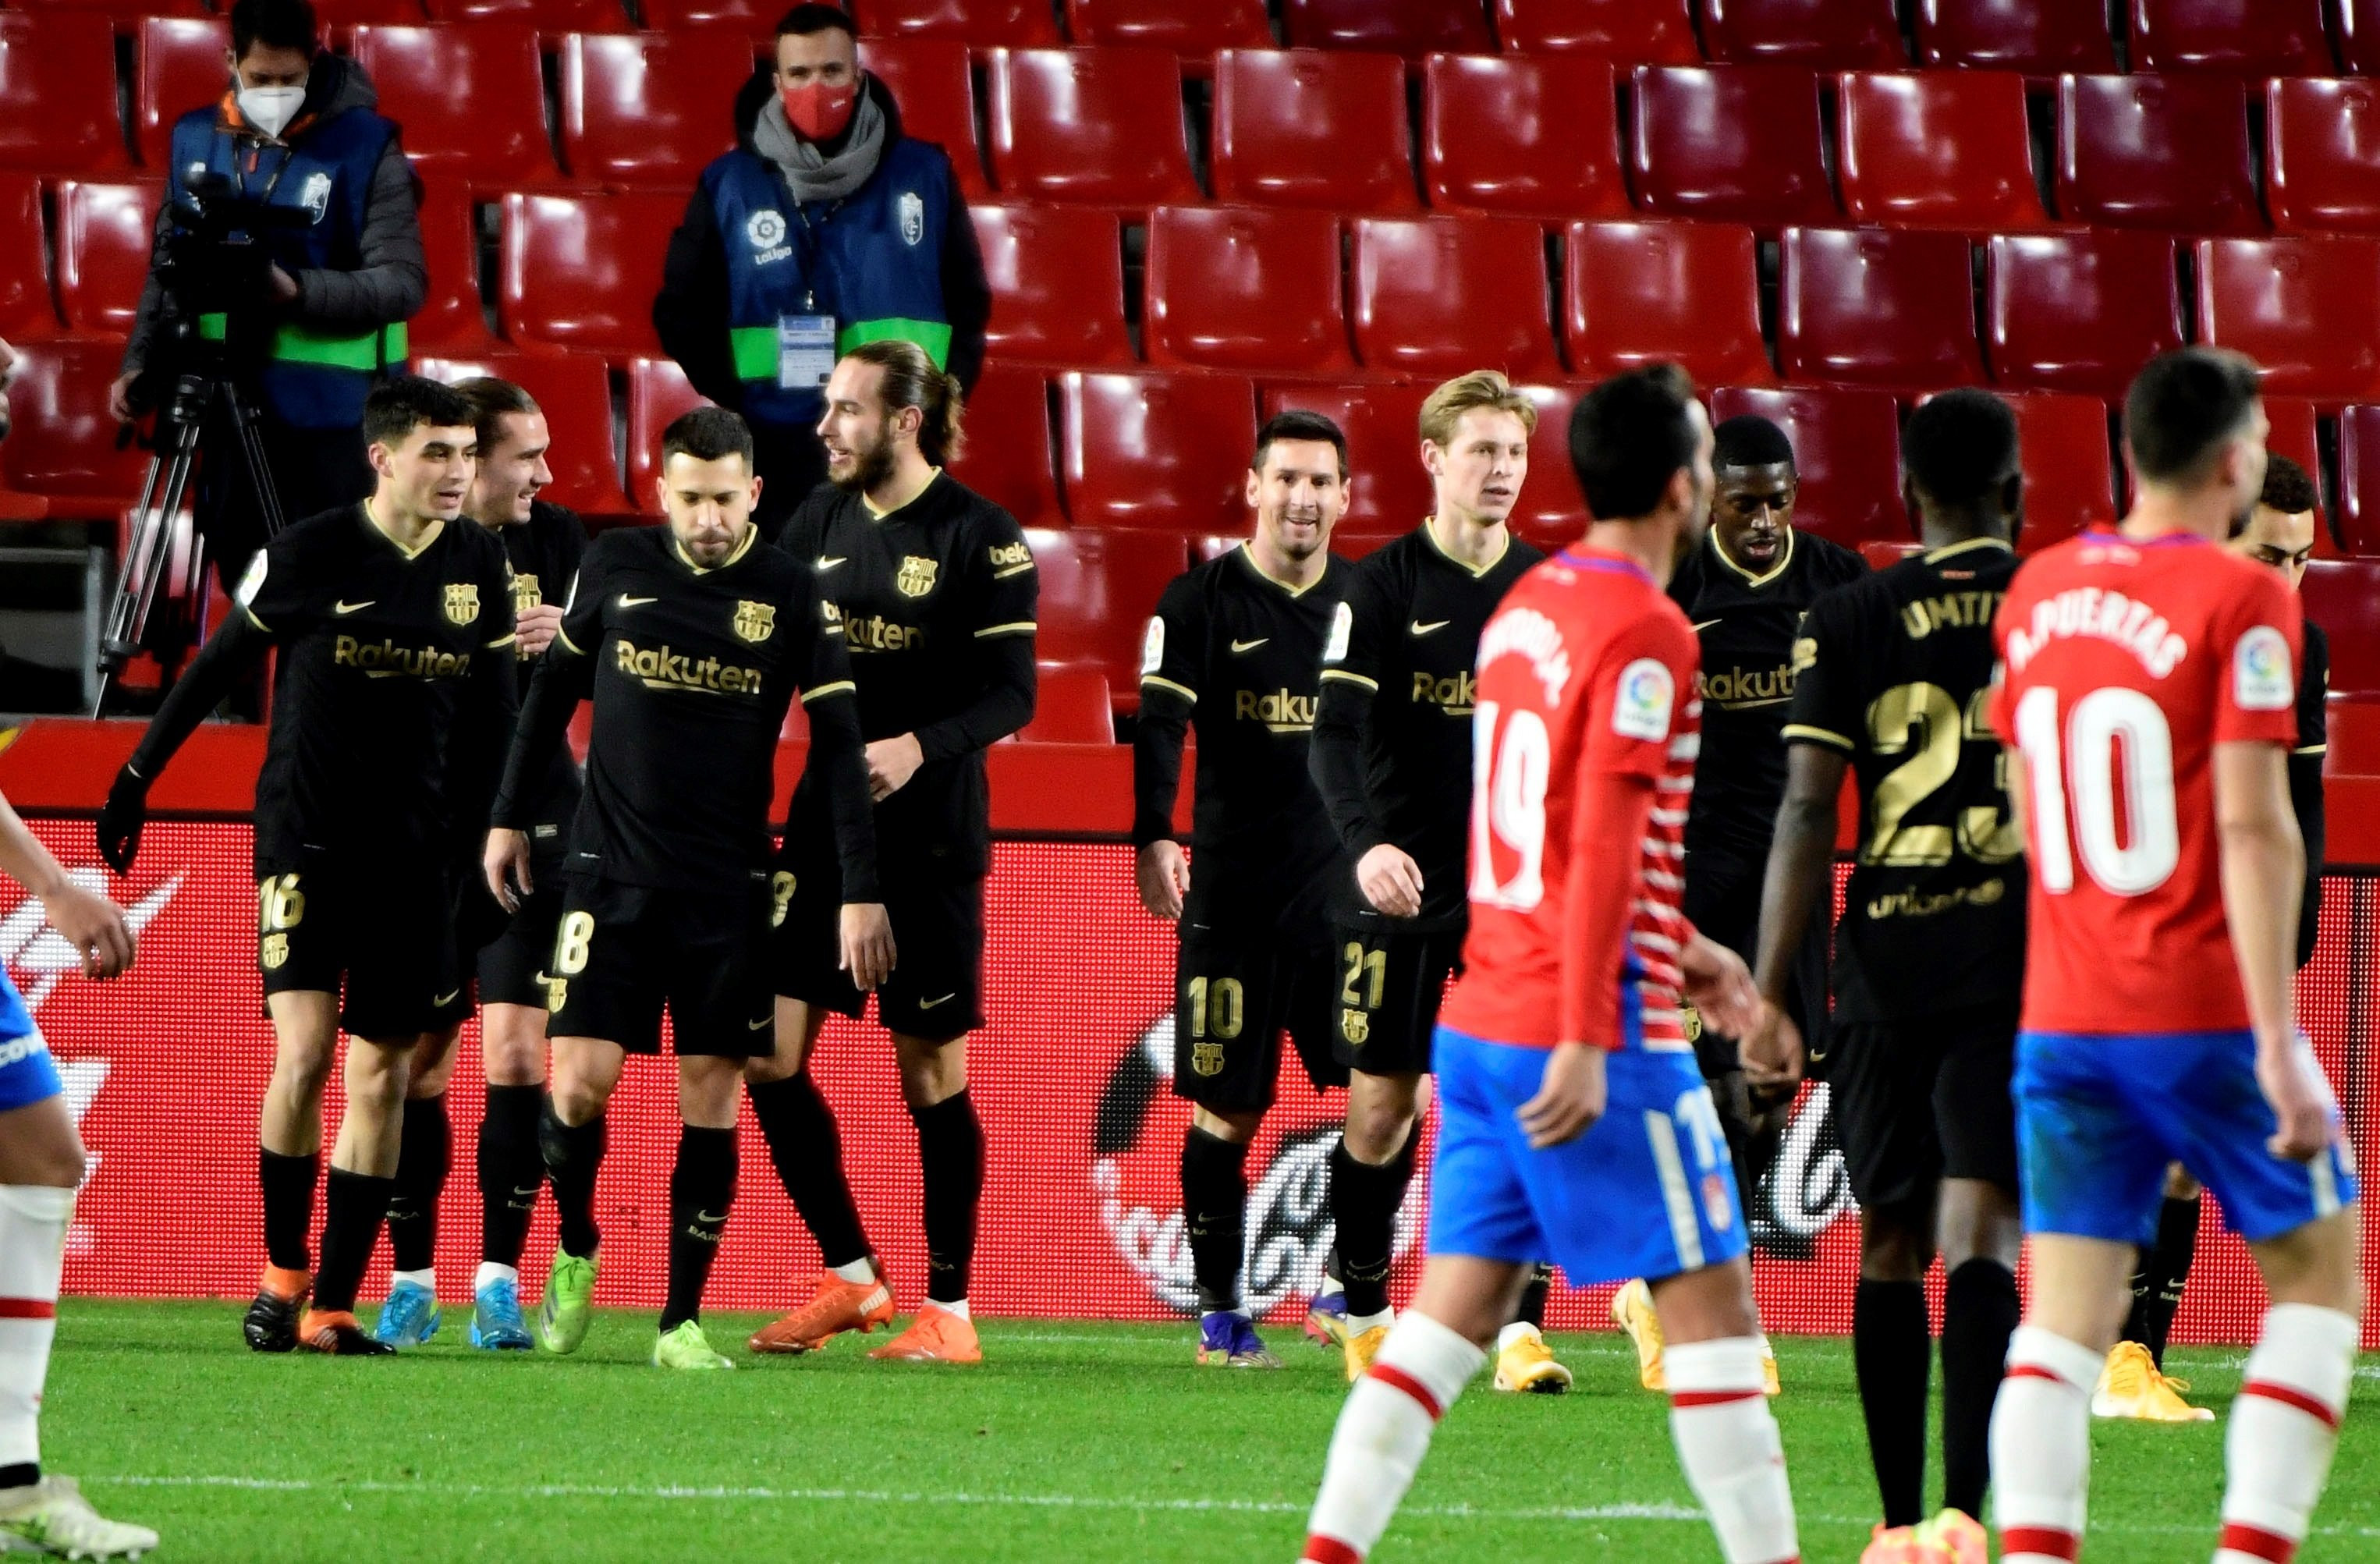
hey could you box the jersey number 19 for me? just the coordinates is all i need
[1469,700,1550,912]
[2013,686,2180,897]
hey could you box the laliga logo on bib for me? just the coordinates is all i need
[747,209,786,251]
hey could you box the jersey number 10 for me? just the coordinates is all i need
[1468,700,1551,912]
[2013,685,2181,897]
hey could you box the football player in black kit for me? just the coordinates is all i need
[2091,451,2335,1423]
[1134,410,1351,1371]
[96,377,519,1357]
[374,378,587,1353]
[744,340,1036,1367]
[1307,371,1569,1392]
[484,406,886,1371]
[1741,389,2027,1559]
[1616,415,1861,1392]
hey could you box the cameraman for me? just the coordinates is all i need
[109,0,425,591]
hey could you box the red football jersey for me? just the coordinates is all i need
[1988,530,2303,1034]
[1442,548,1701,1053]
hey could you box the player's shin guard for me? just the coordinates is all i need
[1940,1258,2020,1522]
[1667,1337,1800,1564]
[1330,1133,1417,1321]
[1181,1126,1250,1314]
[477,1083,543,1271]
[385,1092,450,1277]
[1302,1312,1486,1562]
[0,1187,71,1482]
[259,1147,320,1273]
[660,1126,736,1332]
[2122,1193,2201,1367]
[910,1089,982,1306]
[1991,1325,2102,1562]
[311,1169,395,1314]
[1853,1279,1931,1528]
[2213,1303,2357,1564]
[538,1100,606,1259]
[747,1073,871,1268]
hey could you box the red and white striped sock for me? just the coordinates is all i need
[1991,1325,2102,1563]
[2214,1303,2357,1564]
[1300,1310,1485,1564]
[0,1186,71,1473]
[1667,1337,1799,1564]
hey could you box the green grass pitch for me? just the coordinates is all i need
[41,1300,2380,1562]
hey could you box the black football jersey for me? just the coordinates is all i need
[779,473,1038,880]
[1135,544,1350,926]
[2293,619,2329,966]
[489,499,589,849]
[1311,524,1542,930]
[236,504,517,871]
[513,524,857,891]
[1669,526,1866,863]
[1783,536,2025,1022]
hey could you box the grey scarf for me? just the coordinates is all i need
[753,90,887,205]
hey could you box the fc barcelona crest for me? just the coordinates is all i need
[1190,1041,1225,1077]
[896,555,939,598]
[444,583,479,626]
[733,600,778,643]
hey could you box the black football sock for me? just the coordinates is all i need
[1331,1130,1417,1320]
[538,1100,607,1260]
[1853,1278,1931,1529]
[0,1464,35,1491]
[747,1073,871,1270]
[385,1093,450,1276]
[910,1089,984,1306]
[2121,1193,2201,1367]
[660,1126,736,1332]
[1940,1257,2020,1520]
[1513,1263,1555,1332]
[311,1169,395,1314]
[259,1148,321,1275]
[477,1084,544,1271]
[1181,1126,1251,1314]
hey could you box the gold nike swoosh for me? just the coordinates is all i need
[1691,618,1723,633]
[1410,619,1451,636]
[817,557,847,569]
[332,600,375,615]
[918,993,956,1009]
[619,594,658,608]
[433,990,460,1007]
[1229,638,1268,654]
[747,1016,771,1030]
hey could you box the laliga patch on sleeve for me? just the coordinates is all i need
[233,550,268,608]
[1140,616,1165,676]
[1323,600,1353,664]
[1612,657,1675,741]
[2233,624,2295,711]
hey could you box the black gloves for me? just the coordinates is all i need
[95,764,149,874]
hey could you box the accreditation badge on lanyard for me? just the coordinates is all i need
[776,315,837,391]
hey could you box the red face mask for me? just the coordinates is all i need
[782,78,858,141]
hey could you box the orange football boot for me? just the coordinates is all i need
[749,1271,896,1354]
[868,1303,982,1364]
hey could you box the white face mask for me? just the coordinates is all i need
[236,82,306,138]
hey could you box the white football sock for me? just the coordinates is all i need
[474,1261,518,1292]
[929,1298,970,1321]
[1303,1311,1485,1562]
[391,1268,435,1295]
[1496,1321,1541,1353]
[2215,1303,2357,1564]
[1349,1307,1396,1335]
[831,1257,875,1286]
[0,1187,72,1470]
[1666,1337,1799,1564]
[1992,1325,2102,1563]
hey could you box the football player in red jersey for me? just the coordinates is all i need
[1979,349,2359,1564]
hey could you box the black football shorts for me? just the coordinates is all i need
[544,874,775,1058]
[1828,1002,2021,1210]
[772,853,988,1044]
[1328,912,1464,1076]
[1170,914,1345,1114]
[256,853,456,1040]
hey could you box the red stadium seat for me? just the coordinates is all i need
[0,14,127,172]
[944,364,1061,527]
[1563,219,1774,388]
[134,16,230,170]
[985,47,1200,206]
[622,356,711,503]
[499,191,678,358]
[1701,0,1904,68]
[2344,0,2380,76]
[854,0,1060,47]
[972,203,1131,367]
[1351,216,1562,381]
[1260,380,1431,538]
[1995,391,2113,551]
[2263,393,2322,498]
[2334,406,2380,559]
[1861,540,1924,569]
[1063,0,1271,53]
[1708,385,1905,544]
[417,351,632,513]
[2055,73,2260,235]
[413,189,495,353]
[559,32,752,189]
[1423,54,1628,220]
[353,24,555,186]
[1144,206,1352,375]
[1282,0,1491,57]
[1494,0,1700,62]
[637,0,776,30]
[0,338,148,513]
[55,179,165,339]
[1985,231,2183,399]
[1779,227,1984,390]
[1512,381,1587,547]
[420,0,626,29]
[2126,0,2331,76]
[1027,527,1187,704]
[2194,236,2380,400]
[1915,0,2116,73]
[0,176,59,340]
[310,0,432,24]
[859,37,990,198]
[2268,79,2380,236]
[1212,49,1419,213]
[2301,562,2380,695]
[1627,66,1837,228]
[1837,70,2052,230]
[1059,371,1257,534]
[1016,666,1116,743]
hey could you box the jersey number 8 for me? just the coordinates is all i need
[1467,701,1551,911]
[2013,686,2180,896]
